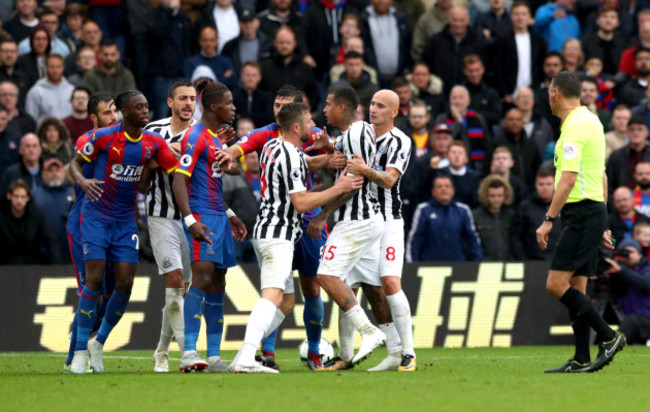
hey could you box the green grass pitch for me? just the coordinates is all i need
[1,346,649,411]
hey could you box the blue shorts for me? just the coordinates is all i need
[292,222,327,277]
[185,213,236,268]
[82,217,139,263]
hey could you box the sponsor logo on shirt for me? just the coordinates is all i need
[111,164,144,182]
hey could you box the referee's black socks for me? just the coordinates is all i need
[560,287,616,344]
[569,307,591,363]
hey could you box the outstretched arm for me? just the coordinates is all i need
[306,188,359,240]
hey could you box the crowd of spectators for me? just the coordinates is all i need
[1,0,650,282]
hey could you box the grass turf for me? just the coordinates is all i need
[0,346,648,411]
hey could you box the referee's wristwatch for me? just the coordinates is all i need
[543,213,556,223]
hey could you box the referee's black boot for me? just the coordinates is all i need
[544,359,591,373]
[587,331,626,373]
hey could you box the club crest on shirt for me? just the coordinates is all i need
[290,168,301,181]
[144,146,153,159]
[180,154,192,167]
[162,257,172,269]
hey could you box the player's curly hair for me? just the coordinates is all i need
[193,77,213,95]
[201,81,230,109]
[115,90,144,111]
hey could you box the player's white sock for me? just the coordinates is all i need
[156,308,173,353]
[262,309,285,339]
[345,304,373,334]
[165,288,185,355]
[238,298,277,364]
[386,290,415,357]
[379,322,402,356]
[338,308,355,362]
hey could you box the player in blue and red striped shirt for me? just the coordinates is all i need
[224,85,331,369]
[173,81,246,372]
[63,93,119,373]
[68,90,179,374]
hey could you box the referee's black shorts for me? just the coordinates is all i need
[550,200,607,276]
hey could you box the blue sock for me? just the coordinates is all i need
[304,294,324,354]
[204,291,225,358]
[66,312,78,365]
[262,329,278,354]
[183,286,206,353]
[92,296,109,333]
[96,291,130,345]
[76,286,100,351]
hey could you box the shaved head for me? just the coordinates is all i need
[373,89,399,109]
[369,89,399,132]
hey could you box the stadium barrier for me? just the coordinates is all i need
[0,262,578,352]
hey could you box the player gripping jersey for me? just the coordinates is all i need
[226,86,328,368]
[347,90,417,372]
[229,102,363,373]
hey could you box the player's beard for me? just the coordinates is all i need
[175,106,194,122]
[639,181,650,190]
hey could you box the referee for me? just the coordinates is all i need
[536,71,625,373]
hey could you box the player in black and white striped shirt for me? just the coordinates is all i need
[347,90,417,372]
[306,86,387,370]
[141,80,196,372]
[229,103,363,373]
[252,137,307,242]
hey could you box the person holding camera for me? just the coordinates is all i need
[602,238,650,345]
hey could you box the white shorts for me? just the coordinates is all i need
[317,214,384,288]
[380,219,405,278]
[147,216,192,283]
[252,238,295,294]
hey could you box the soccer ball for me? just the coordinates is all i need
[299,338,334,363]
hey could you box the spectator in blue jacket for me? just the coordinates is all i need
[406,175,483,262]
[30,158,73,263]
[603,238,650,344]
[534,0,581,52]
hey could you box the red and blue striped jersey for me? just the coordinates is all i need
[235,122,324,220]
[176,122,227,215]
[78,123,178,221]
[66,129,96,236]
[633,187,650,218]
